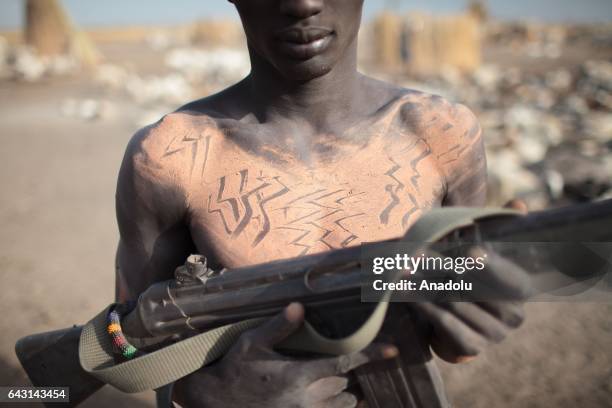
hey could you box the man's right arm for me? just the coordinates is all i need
[115,124,194,302]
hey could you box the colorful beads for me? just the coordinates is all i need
[107,323,121,334]
[107,306,141,360]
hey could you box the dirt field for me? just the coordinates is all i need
[0,41,610,408]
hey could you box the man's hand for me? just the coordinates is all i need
[174,303,398,408]
[413,248,531,363]
[414,199,531,363]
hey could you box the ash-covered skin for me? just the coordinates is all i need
[114,1,530,406]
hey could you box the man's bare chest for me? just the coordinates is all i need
[183,134,446,267]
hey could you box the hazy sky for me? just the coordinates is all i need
[1,0,611,29]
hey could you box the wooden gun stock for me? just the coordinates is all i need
[15,326,103,407]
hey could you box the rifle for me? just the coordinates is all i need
[15,200,612,407]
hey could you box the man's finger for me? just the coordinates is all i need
[413,302,488,360]
[503,198,528,214]
[248,302,305,348]
[437,302,509,343]
[477,301,525,328]
[309,342,398,377]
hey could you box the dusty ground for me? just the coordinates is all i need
[0,41,610,408]
[0,74,157,407]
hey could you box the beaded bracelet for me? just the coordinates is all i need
[107,305,140,360]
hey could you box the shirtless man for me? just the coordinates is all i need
[115,1,529,406]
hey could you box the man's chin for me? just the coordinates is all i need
[273,58,334,82]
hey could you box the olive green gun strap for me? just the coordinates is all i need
[79,207,519,394]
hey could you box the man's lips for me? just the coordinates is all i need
[275,27,333,44]
[275,27,334,60]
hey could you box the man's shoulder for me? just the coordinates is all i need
[118,111,215,208]
[360,75,480,144]
[133,102,224,152]
[383,85,485,204]
[176,80,248,121]
[130,79,248,159]
[125,107,224,177]
[391,88,480,142]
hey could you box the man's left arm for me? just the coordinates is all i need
[440,103,487,207]
[422,102,530,363]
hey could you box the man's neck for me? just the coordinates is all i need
[244,42,364,134]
